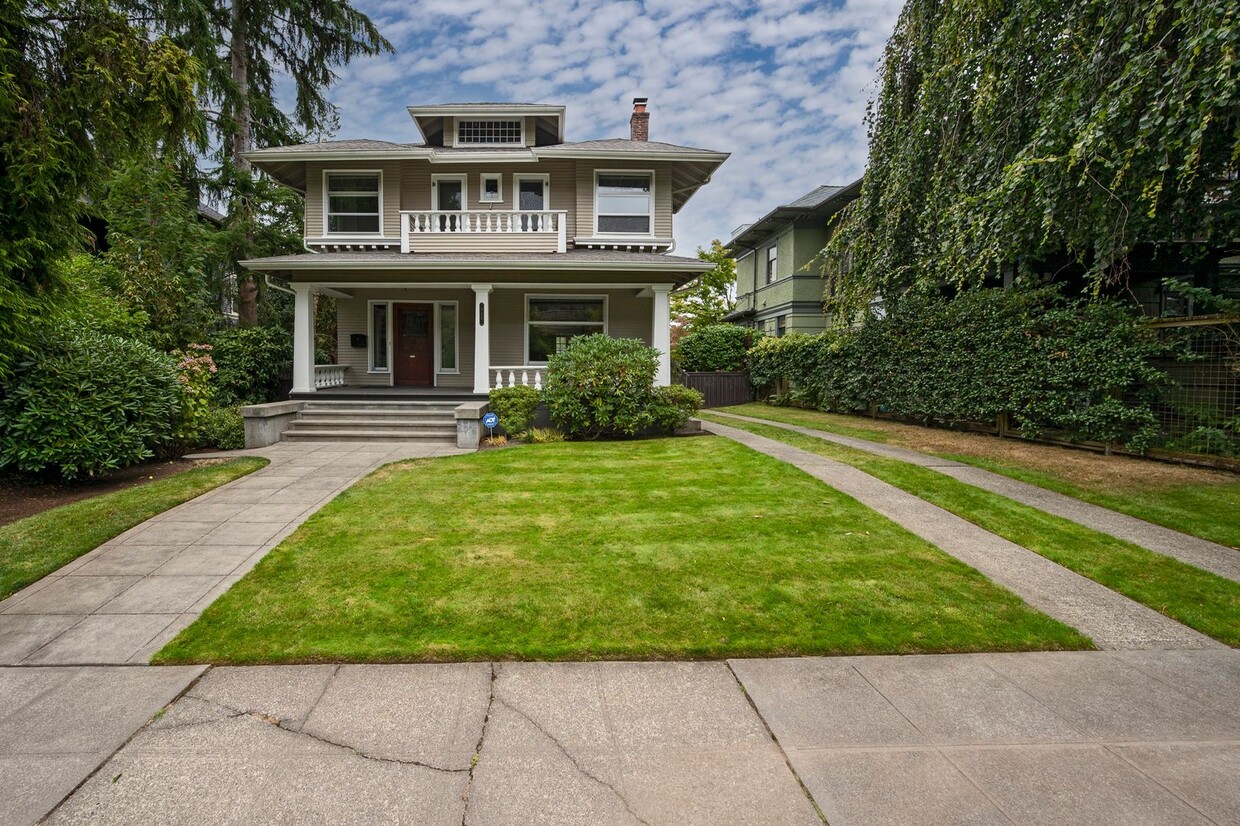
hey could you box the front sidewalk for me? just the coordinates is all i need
[0,441,470,666]
[9,649,1238,825]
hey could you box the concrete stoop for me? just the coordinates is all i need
[281,400,460,443]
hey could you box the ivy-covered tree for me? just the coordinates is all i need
[0,0,201,377]
[825,0,1240,315]
[671,240,737,341]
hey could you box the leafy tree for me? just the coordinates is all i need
[671,240,736,340]
[0,0,201,378]
[825,0,1240,315]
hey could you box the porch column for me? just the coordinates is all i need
[472,284,492,394]
[652,284,672,387]
[292,284,316,394]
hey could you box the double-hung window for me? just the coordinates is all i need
[766,244,778,284]
[326,172,381,234]
[527,297,605,363]
[596,172,652,235]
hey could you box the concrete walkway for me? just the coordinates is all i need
[704,420,1221,650]
[709,410,1240,582]
[0,441,469,666]
[11,649,1236,825]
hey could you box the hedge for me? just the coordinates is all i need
[675,324,760,372]
[748,287,1168,450]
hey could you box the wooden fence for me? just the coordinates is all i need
[680,371,753,408]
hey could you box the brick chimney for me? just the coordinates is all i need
[630,97,649,142]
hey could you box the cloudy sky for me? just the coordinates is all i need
[326,0,902,254]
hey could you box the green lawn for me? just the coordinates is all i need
[701,413,1240,646]
[719,403,1240,550]
[0,457,268,600]
[155,438,1088,664]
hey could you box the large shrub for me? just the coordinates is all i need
[196,407,246,450]
[649,385,704,435]
[488,385,542,436]
[747,288,1168,449]
[210,326,292,406]
[0,327,182,479]
[544,335,659,438]
[676,324,759,372]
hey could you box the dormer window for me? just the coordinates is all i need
[596,171,653,235]
[325,171,381,234]
[456,118,523,145]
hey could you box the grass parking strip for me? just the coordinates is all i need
[154,438,1087,664]
[0,457,268,600]
[701,413,1240,647]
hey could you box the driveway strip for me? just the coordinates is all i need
[703,419,1220,650]
[708,410,1240,582]
[0,441,470,666]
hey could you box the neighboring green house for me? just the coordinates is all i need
[724,179,861,335]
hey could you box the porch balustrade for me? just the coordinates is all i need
[400,210,568,253]
[493,366,544,391]
[314,364,348,389]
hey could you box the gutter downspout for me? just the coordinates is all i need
[264,273,295,295]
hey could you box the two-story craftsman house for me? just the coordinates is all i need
[241,100,728,413]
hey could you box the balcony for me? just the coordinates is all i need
[400,210,568,254]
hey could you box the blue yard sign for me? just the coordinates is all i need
[482,412,499,433]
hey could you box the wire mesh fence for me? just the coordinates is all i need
[1148,317,1239,457]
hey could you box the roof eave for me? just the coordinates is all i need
[240,257,712,273]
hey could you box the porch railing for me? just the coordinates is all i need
[400,210,568,253]
[314,364,348,389]
[493,366,544,391]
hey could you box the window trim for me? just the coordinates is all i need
[367,300,393,380]
[524,293,609,366]
[323,170,383,237]
[478,173,503,205]
[513,173,551,212]
[434,300,460,375]
[431,173,469,211]
[593,169,655,237]
[454,117,526,147]
[766,243,778,285]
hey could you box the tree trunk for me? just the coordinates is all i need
[230,0,259,325]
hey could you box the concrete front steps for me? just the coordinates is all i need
[281,400,459,443]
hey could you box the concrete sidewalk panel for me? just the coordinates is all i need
[0,614,82,665]
[789,747,1008,826]
[97,576,219,614]
[3,576,140,615]
[190,665,337,729]
[1109,742,1240,826]
[23,614,179,665]
[729,657,924,748]
[949,744,1213,825]
[1107,648,1240,716]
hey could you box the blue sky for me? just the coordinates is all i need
[324,0,902,253]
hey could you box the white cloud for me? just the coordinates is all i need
[324,0,901,253]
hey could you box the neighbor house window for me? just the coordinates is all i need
[456,119,523,145]
[776,315,787,337]
[370,302,389,371]
[596,172,652,234]
[326,172,381,234]
[527,297,605,363]
[766,244,778,284]
[438,302,457,372]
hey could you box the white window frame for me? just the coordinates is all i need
[431,173,469,211]
[454,117,525,147]
[513,173,551,211]
[323,170,383,237]
[766,243,778,284]
[524,294,609,366]
[478,173,504,204]
[434,300,460,375]
[593,169,655,237]
[367,300,393,381]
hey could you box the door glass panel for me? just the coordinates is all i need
[439,304,457,370]
[401,309,429,338]
[371,304,388,370]
[518,180,545,210]
[436,181,463,211]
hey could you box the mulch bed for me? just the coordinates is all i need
[0,458,225,528]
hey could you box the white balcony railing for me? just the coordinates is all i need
[493,366,544,391]
[314,364,348,389]
[401,210,567,253]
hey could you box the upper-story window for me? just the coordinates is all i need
[766,244,778,284]
[456,119,523,145]
[326,172,381,234]
[596,172,653,235]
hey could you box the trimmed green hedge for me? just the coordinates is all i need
[488,385,542,436]
[676,324,761,372]
[749,288,1168,450]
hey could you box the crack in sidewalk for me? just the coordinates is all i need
[491,692,652,826]
[461,663,497,826]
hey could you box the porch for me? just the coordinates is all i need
[291,281,673,396]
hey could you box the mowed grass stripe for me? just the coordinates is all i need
[155,437,1087,664]
[701,413,1240,647]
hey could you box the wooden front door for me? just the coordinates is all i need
[394,303,434,386]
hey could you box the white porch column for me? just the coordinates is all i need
[652,284,672,387]
[292,284,316,393]
[472,284,492,394]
